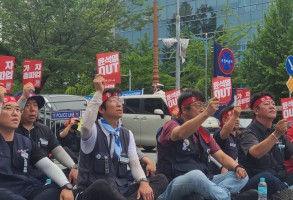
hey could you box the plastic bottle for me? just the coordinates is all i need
[45,178,52,186]
[258,177,267,200]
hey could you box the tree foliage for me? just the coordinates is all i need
[238,0,293,99]
[0,0,152,94]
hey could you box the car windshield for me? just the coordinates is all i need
[42,95,87,111]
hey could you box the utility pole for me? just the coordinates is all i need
[175,0,180,89]
[152,0,159,87]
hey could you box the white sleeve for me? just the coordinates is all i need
[81,92,102,140]
[35,157,69,187]
[128,130,146,182]
[17,96,27,109]
[51,145,75,168]
[81,123,97,154]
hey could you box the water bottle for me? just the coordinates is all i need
[45,178,52,186]
[258,177,267,200]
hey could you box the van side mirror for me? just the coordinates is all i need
[154,109,165,119]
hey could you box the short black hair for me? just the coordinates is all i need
[177,88,205,113]
[219,106,234,122]
[97,88,122,119]
[250,91,274,110]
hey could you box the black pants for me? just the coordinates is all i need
[75,174,168,200]
[0,184,60,200]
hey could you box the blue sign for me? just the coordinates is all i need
[218,48,235,75]
[286,56,293,75]
[51,111,80,120]
[120,90,143,96]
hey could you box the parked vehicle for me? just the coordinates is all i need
[38,94,87,134]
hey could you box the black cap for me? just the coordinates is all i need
[27,95,45,109]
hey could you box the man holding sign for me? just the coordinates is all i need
[212,105,241,174]
[157,89,257,200]
[238,91,293,199]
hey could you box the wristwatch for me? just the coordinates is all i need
[61,183,73,190]
[71,164,78,169]
[139,177,149,184]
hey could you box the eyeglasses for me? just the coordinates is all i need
[2,106,23,113]
[108,97,124,104]
[191,103,206,109]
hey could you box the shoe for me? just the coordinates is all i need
[271,188,293,200]
[231,189,258,200]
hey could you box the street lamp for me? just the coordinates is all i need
[190,33,214,101]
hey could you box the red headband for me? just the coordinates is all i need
[220,110,234,127]
[102,93,119,102]
[3,96,17,104]
[181,97,199,107]
[252,96,273,109]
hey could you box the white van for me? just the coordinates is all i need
[121,94,171,151]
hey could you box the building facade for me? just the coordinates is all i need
[117,0,273,61]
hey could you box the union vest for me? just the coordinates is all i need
[0,133,38,195]
[238,122,287,180]
[157,118,213,181]
[77,122,130,194]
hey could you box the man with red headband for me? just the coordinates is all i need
[238,91,293,199]
[212,105,241,174]
[157,88,257,200]
[74,75,168,200]
[0,84,74,200]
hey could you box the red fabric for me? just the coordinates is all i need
[252,96,272,109]
[285,125,293,173]
[102,92,118,102]
[181,97,199,107]
[3,96,17,104]
[198,126,211,143]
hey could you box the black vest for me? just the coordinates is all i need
[238,122,286,180]
[77,122,130,194]
[0,133,41,196]
[157,119,213,181]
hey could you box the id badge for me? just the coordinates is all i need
[40,138,48,146]
[119,156,129,164]
[21,150,28,159]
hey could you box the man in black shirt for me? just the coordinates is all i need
[16,83,78,184]
[0,83,74,200]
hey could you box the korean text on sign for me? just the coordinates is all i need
[281,98,293,123]
[22,60,43,88]
[96,52,121,84]
[236,89,251,110]
[212,77,232,105]
[0,56,15,92]
[165,89,181,117]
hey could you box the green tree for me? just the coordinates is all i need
[0,0,152,94]
[120,34,174,94]
[238,0,293,98]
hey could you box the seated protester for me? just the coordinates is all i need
[16,83,78,185]
[0,86,74,200]
[238,91,293,199]
[285,124,293,173]
[156,88,257,200]
[57,118,81,163]
[74,75,168,200]
[212,105,242,174]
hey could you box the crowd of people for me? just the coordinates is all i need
[2,75,293,200]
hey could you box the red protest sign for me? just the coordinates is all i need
[22,60,43,88]
[165,89,181,117]
[236,88,251,110]
[0,56,15,92]
[212,77,232,105]
[281,98,293,123]
[96,52,121,84]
